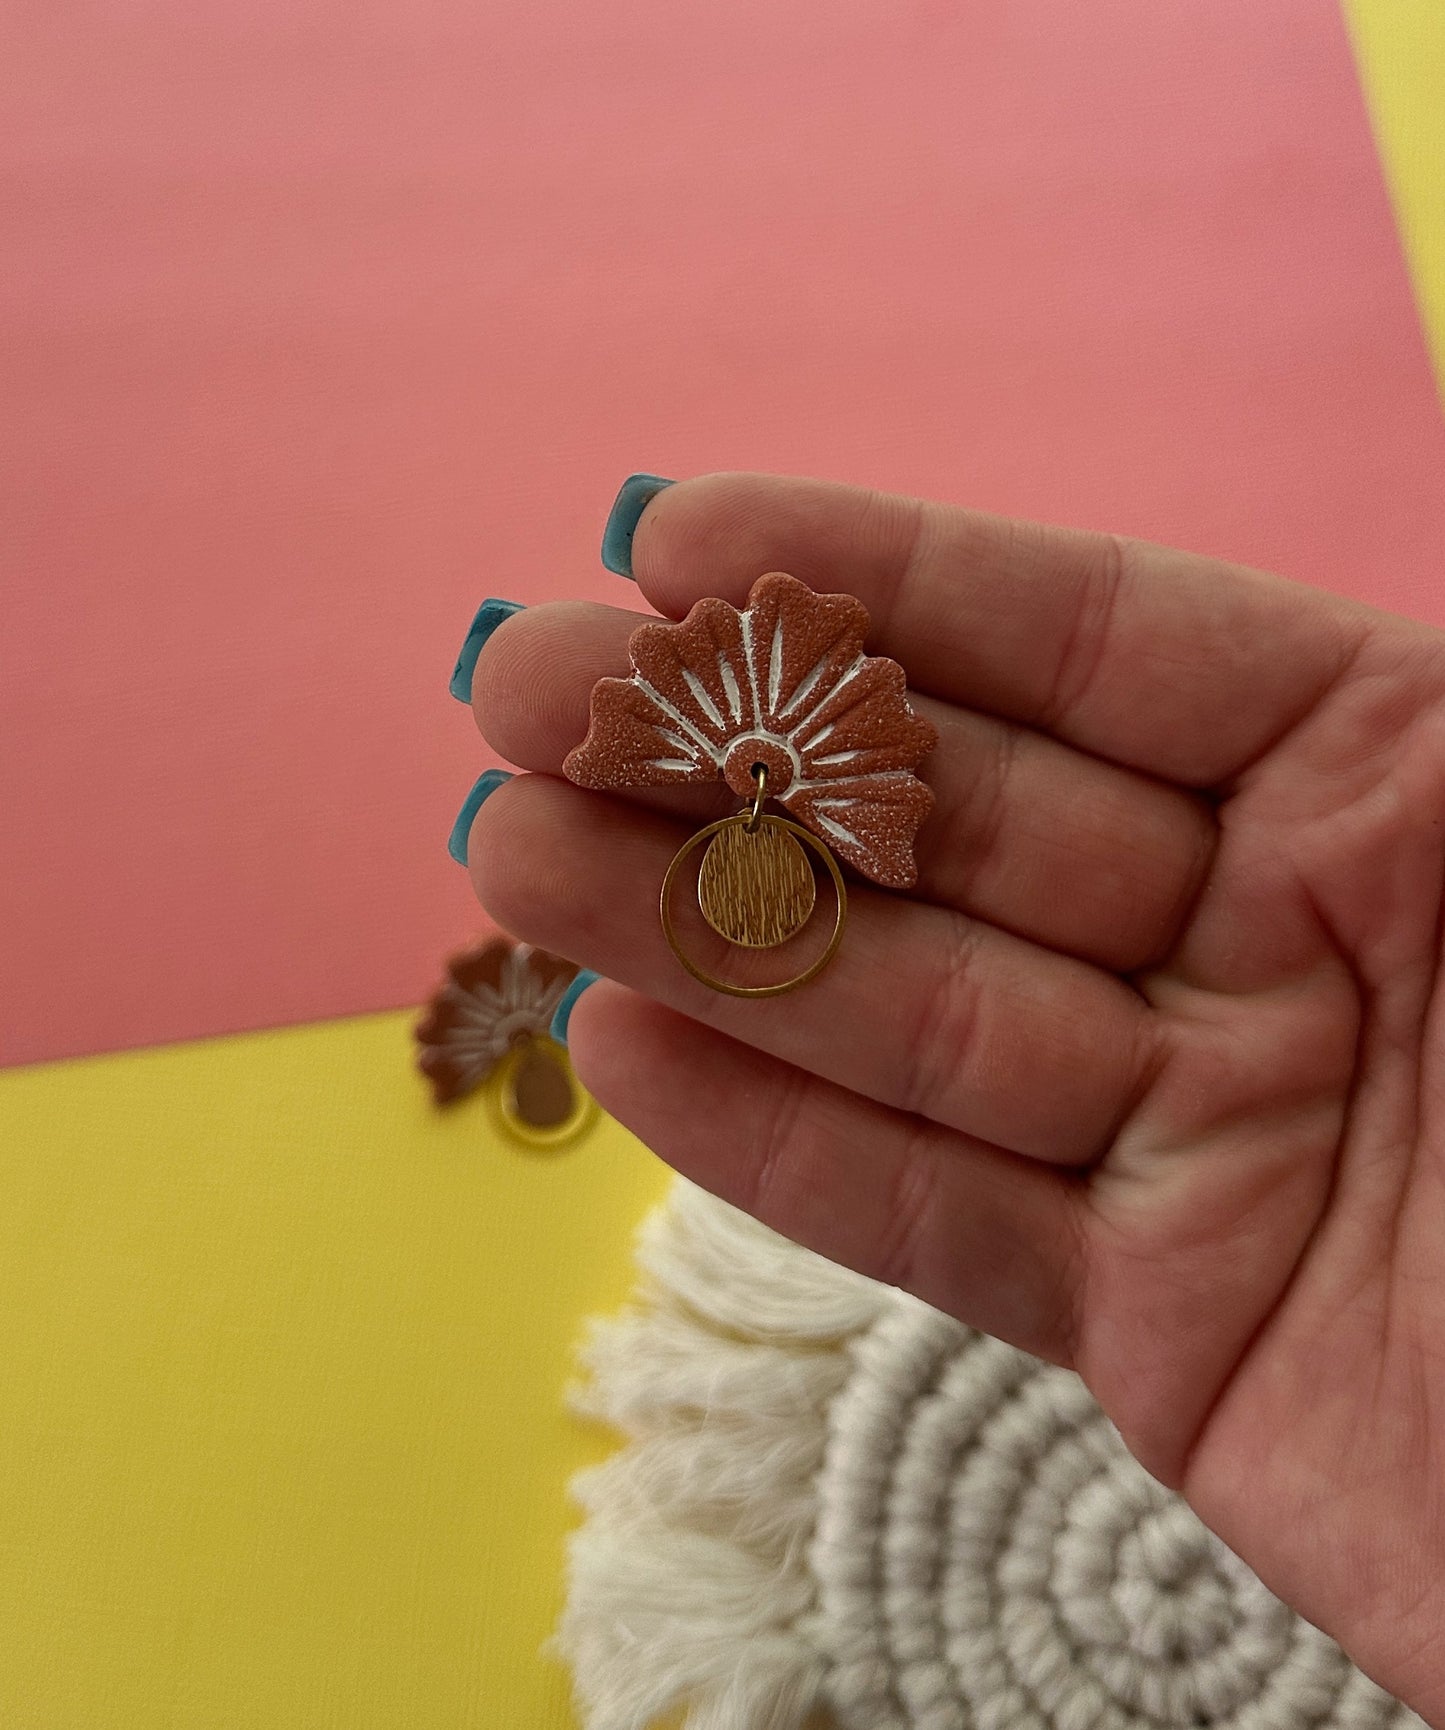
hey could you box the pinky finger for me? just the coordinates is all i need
[566,982,1088,1369]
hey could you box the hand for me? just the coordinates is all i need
[465,472,1445,1720]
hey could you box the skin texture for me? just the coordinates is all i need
[465,472,1445,1722]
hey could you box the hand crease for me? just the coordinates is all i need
[1036,531,1128,733]
[865,493,930,654]
[1221,614,1375,794]
[947,723,1020,905]
[874,1120,943,1292]
[1175,873,1371,1498]
[900,917,986,1123]
[746,1062,815,1225]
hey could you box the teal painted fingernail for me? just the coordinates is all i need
[449,598,524,702]
[550,970,600,1045]
[601,474,675,577]
[448,769,513,865]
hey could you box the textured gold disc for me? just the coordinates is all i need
[660,814,848,998]
[697,819,816,948]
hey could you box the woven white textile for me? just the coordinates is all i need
[555,1179,1423,1730]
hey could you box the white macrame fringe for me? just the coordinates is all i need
[553,1180,887,1730]
[554,1180,1423,1730]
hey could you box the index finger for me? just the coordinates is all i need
[624,472,1367,788]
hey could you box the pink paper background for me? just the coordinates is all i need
[4,0,1444,1067]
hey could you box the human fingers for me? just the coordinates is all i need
[564,981,1087,1367]
[472,600,1216,971]
[620,472,1364,787]
[466,773,1158,1164]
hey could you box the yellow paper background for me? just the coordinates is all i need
[0,1016,667,1726]
[1345,0,1445,399]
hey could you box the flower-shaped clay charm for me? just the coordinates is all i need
[414,938,592,1144]
[564,571,936,888]
[565,572,937,997]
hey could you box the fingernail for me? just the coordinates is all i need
[550,970,601,1045]
[601,474,675,578]
[448,769,513,865]
[449,598,524,702]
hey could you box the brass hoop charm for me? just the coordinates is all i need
[490,1037,596,1149]
[660,812,848,998]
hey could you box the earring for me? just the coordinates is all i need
[565,571,936,996]
[414,937,596,1148]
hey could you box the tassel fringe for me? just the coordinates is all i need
[554,1180,1423,1730]
[553,1180,885,1730]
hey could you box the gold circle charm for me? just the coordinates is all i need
[661,813,847,998]
[698,819,816,947]
[491,1036,596,1149]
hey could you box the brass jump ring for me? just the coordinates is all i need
[745,762,769,833]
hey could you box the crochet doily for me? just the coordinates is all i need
[556,1180,1423,1730]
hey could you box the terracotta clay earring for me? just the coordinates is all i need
[414,937,595,1147]
[564,572,937,997]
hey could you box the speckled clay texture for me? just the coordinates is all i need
[564,572,937,888]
